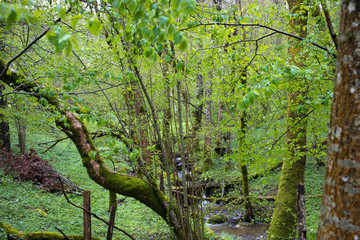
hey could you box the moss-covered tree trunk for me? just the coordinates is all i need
[267,0,308,239]
[238,70,254,222]
[317,1,360,239]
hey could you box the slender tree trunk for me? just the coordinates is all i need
[191,70,204,151]
[0,85,10,151]
[15,117,26,154]
[203,78,213,171]
[267,0,308,238]
[317,1,360,239]
[238,71,254,222]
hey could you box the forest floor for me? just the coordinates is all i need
[0,133,325,240]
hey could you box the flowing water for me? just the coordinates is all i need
[208,222,269,240]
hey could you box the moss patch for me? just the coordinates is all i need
[208,214,227,224]
[0,223,101,240]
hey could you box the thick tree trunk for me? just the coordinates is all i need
[317,1,360,239]
[0,84,10,151]
[267,0,308,238]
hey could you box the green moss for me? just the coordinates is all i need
[208,214,227,224]
[0,223,100,240]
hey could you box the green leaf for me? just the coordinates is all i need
[71,15,82,29]
[180,0,196,16]
[59,34,72,44]
[176,61,184,71]
[7,7,18,25]
[161,0,169,8]
[88,151,97,160]
[127,0,137,11]
[0,3,11,21]
[174,32,183,44]
[88,17,103,35]
[178,37,188,52]
[158,16,168,26]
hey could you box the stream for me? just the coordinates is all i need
[208,222,268,240]
[202,193,269,239]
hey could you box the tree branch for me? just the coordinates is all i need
[180,22,336,58]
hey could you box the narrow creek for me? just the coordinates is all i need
[208,222,268,240]
[202,192,269,239]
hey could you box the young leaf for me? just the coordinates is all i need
[178,37,188,52]
[174,32,183,44]
[88,17,103,35]
[180,0,196,16]
[88,151,97,160]
[71,15,82,29]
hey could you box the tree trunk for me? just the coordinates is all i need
[267,0,308,238]
[15,117,26,154]
[0,84,10,151]
[317,1,360,239]
[191,70,204,152]
[238,71,254,222]
[203,78,213,171]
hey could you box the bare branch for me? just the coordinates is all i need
[180,22,336,58]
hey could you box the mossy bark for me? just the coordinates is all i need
[267,0,308,239]
[0,223,101,240]
[108,191,117,212]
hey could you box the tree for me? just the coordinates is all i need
[317,1,360,239]
[267,0,309,238]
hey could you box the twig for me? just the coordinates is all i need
[40,137,68,153]
[0,9,72,79]
[54,227,70,240]
[321,0,338,50]
[72,50,86,69]
[180,22,336,58]
[57,178,136,240]
[270,108,316,152]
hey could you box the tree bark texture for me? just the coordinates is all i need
[317,1,360,239]
[83,191,91,240]
[297,182,307,240]
[15,117,26,154]
[267,0,308,238]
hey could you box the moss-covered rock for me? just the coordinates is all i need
[207,213,227,224]
[0,223,101,240]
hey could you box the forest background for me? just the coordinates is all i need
[0,0,350,239]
